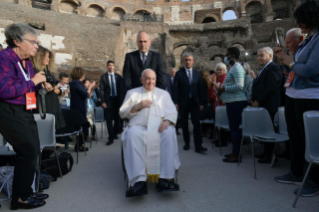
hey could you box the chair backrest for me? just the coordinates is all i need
[33,114,56,147]
[95,107,104,122]
[274,112,279,126]
[215,106,229,128]
[278,107,288,134]
[242,107,275,137]
[303,111,319,162]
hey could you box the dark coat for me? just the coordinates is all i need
[100,72,124,108]
[251,62,283,113]
[174,67,203,106]
[122,50,166,90]
[70,79,89,113]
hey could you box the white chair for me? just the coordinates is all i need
[0,137,16,165]
[94,107,106,140]
[278,107,287,134]
[238,107,289,179]
[274,112,279,128]
[214,106,229,155]
[293,111,319,208]
[34,114,62,192]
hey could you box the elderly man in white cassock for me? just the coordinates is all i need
[120,69,181,198]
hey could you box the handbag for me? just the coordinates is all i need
[41,150,74,179]
[0,166,14,201]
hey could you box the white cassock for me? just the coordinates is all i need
[120,86,181,187]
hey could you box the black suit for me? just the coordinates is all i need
[166,73,174,98]
[122,50,166,90]
[100,72,124,141]
[251,61,282,157]
[174,67,203,148]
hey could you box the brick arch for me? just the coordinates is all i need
[229,40,246,47]
[173,41,195,50]
[112,6,127,14]
[222,7,239,19]
[244,0,264,7]
[133,8,152,15]
[199,14,220,23]
[86,3,105,11]
[207,42,222,48]
[59,0,79,6]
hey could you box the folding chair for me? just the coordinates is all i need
[214,106,229,155]
[278,107,287,134]
[34,114,62,193]
[94,107,106,141]
[0,137,16,165]
[238,107,289,179]
[293,111,319,208]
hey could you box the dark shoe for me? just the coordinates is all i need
[258,156,271,164]
[91,136,97,141]
[183,144,190,150]
[223,155,241,163]
[224,153,233,158]
[31,193,49,200]
[11,196,46,210]
[126,181,148,197]
[274,172,303,185]
[156,178,179,192]
[255,153,265,159]
[77,146,89,152]
[114,135,119,140]
[294,180,319,197]
[195,146,207,153]
[106,140,114,146]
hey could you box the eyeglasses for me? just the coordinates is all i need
[24,39,39,46]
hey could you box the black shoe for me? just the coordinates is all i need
[31,193,49,200]
[126,181,148,197]
[106,140,114,146]
[223,155,241,163]
[195,146,207,153]
[255,153,265,159]
[156,178,179,192]
[183,144,190,150]
[77,146,89,152]
[224,153,233,158]
[114,135,119,140]
[258,156,272,164]
[11,196,46,210]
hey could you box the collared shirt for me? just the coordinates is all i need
[171,77,174,84]
[0,47,37,105]
[108,72,117,96]
[256,61,272,79]
[139,51,149,62]
[184,67,193,79]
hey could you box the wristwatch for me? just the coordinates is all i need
[289,62,295,69]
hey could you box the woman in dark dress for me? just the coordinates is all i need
[31,46,65,129]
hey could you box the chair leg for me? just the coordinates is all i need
[293,162,313,208]
[36,151,42,193]
[54,148,63,178]
[250,137,257,180]
[101,122,103,139]
[218,127,222,155]
[247,138,250,153]
[81,132,87,156]
[75,134,79,164]
[238,137,244,166]
[271,143,277,168]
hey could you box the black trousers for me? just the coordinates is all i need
[285,96,319,184]
[179,98,202,148]
[104,98,120,141]
[262,111,276,157]
[0,102,40,203]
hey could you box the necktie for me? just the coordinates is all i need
[142,54,147,66]
[187,69,192,98]
[110,75,116,96]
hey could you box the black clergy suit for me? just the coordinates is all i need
[174,67,204,149]
[100,72,124,142]
[251,61,282,159]
[122,50,166,90]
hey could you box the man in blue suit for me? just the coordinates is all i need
[174,53,207,153]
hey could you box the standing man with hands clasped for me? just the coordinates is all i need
[122,31,166,91]
[174,53,207,153]
[100,60,124,146]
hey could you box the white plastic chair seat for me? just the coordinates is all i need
[0,146,16,156]
[250,132,289,143]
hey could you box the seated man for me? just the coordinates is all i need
[120,69,181,197]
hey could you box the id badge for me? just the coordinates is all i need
[284,72,295,88]
[26,92,37,110]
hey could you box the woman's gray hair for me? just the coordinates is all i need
[5,23,38,48]
[141,68,156,78]
[215,62,228,74]
[242,62,251,75]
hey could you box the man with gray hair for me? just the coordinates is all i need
[251,47,282,163]
[122,31,166,91]
[120,69,180,197]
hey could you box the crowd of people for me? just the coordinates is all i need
[0,0,318,209]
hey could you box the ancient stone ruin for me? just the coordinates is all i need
[0,0,304,80]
